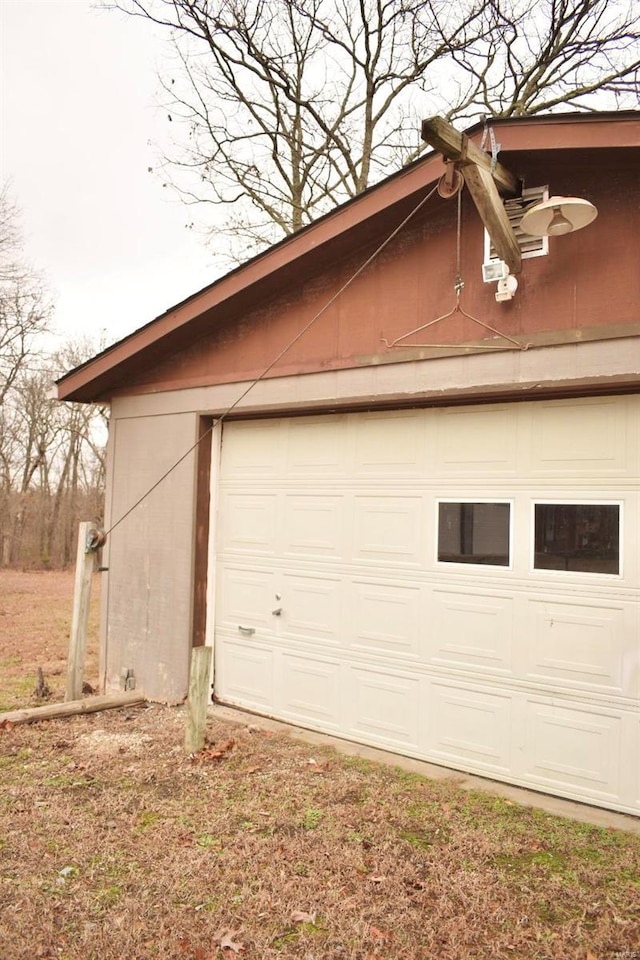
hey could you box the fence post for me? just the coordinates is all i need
[65,522,98,702]
[184,645,213,754]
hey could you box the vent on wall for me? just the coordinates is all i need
[484,185,550,267]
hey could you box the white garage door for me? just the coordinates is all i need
[212,397,640,815]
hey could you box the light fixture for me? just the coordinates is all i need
[482,260,509,283]
[495,274,518,303]
[519,196,598,238]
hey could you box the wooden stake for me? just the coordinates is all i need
[184,645,213,754]
[0,691,145,726]
[65,522,96,702]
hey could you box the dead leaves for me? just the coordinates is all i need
[213,928,245,954]
[177,930,244,959]
[370,925,393,943]
[364,924,394,959]
[0,718,14,731]
[290,909,317,924]
[189,737,235,764]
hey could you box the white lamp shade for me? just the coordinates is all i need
[519,196,598,237]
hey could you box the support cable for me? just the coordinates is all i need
[104,181,441,538]
[382,179,527,352]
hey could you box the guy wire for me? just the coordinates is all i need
[104,180,441,538]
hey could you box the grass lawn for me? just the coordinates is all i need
[0,572,639,959]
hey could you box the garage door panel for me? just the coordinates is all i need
[218,640,274,710]
[280,573,343,644]
[282,494,346,558]
[287,415,349,475]
[218,567,276,629]
[218,493,279,554]
[430,589,513,674]
[424,682,512,773]
[353,495,424,565]
[354,412,424,476]
[219,420,283,477]
[435,406,517,475]
[531,399,627,475]
[351,580,423,659]
[278,654,341,727]
[348,669,420,747]
[523,702,622,801]
[525,599,626,693]
[632,717,640,808]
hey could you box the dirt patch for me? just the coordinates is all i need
[75,728,155,759]
[0,570,100,710]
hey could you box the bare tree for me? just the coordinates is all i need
[110,0,639,259]
[0,185,52,406]
[0,189,108,568]
[0,350,107,569]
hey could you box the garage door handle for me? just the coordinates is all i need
[238,625,256,636]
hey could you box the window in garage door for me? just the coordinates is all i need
[437,500,512,567]
[533,502,621,575]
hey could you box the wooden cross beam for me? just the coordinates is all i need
[421,116,522,275]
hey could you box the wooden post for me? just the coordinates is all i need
[184,645,213,754]
[65,522,97,702]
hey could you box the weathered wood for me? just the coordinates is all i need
[421,116,520,196]
[192,418,214,648]
[184,645,213,754]
[421,116,522,275]
[462,162,522,275]
[0,691,145,726]
[66,522,97,701]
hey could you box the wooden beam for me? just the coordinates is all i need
[421,116,520,196]
[422,115,522,274]
[0,691,145,726]
[462,163,522,275]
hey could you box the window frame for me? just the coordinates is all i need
[435,497,514,571]
[530,499,623,579]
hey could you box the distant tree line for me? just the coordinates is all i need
[0,186,106,569]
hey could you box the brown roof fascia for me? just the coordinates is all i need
[56,111,640,403]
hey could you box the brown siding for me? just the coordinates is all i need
[113,151,639,398]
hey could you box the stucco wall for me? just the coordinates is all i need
[101,410,199,702]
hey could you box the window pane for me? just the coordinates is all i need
[438,502,510,566]
[534,504,620,574]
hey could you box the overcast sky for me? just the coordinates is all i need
[1,0,219,352]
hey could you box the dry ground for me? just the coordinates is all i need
[0,572,639,960]
[0,570,100,711]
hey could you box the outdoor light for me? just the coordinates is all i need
[546,206,574,236]
[519,196,598,237]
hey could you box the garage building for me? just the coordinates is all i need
[56,112,640,816]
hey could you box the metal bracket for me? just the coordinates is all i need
[85,526,107,554]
